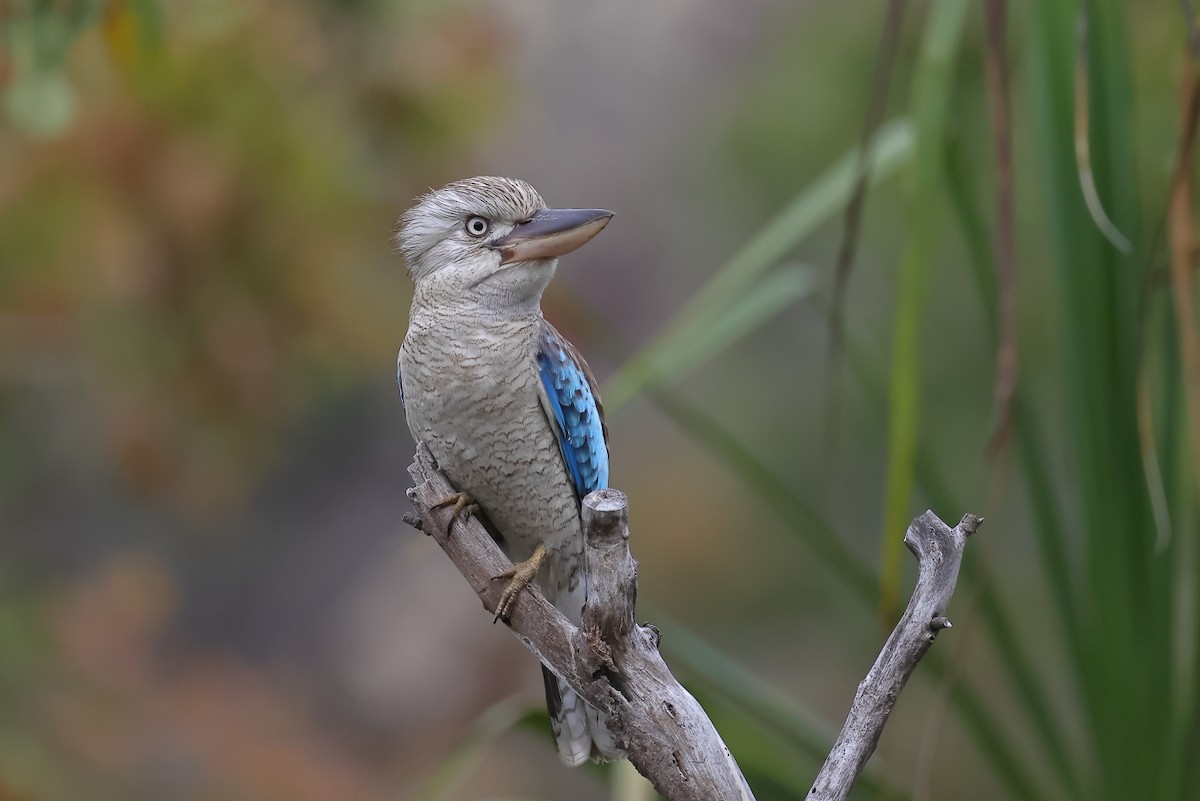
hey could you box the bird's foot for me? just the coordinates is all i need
[431,492,479,537]
[493,543,547,623]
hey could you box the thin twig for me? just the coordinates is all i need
[809,512,982,801]
[982,0,1018,458]
[1167,42,1200,541]
[824,0,909,457]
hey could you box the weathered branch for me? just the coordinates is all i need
[406,445,978,801]
[406,444,754,801]
[808,510,981,801]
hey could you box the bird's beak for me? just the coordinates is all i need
[491,208,613,265]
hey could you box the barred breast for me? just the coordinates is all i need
[399,305,587,616]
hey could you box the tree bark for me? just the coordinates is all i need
[808,511,981,801]
[405,444,980,801]
[407,444,754,801]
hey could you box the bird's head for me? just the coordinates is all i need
[395,176,612,312]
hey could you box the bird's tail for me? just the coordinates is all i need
[542,665,625,766]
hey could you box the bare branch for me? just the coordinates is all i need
[407,442,978,800]
[406,444,754,801]
[809,510,982,801]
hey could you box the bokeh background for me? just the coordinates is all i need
[1,1,1196,800]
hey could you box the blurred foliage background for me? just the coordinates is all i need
[0,1,1196,800]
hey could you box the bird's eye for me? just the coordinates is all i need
[464,216,490,237]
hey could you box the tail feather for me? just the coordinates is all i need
[540,552,623,765]
[542,665,624,766]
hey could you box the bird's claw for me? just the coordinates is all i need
[431,492,479,537]
[493,543,547,623]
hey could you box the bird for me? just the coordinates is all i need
[395,176,624,766]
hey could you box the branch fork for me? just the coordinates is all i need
[405,443,980,801]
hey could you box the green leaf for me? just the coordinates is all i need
[842,326,1073,801]
[943,138,1085,800]
[647,387,878,601]
[878,0,969,625]
[604,119,915,413]
[611,264,817,405]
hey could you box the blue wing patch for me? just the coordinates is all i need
[537,322,609,500]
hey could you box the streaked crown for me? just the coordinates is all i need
[395,176,545,275]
